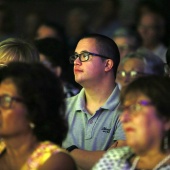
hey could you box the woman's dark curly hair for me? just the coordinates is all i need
[0,62,68,146]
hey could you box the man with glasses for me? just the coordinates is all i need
[62,33,126,169]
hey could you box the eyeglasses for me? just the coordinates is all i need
[69,51,110,64]
[117,70,147,79]
[119,100,154,114]
[0,95,24,109]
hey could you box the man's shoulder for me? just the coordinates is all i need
[65,92,80,105]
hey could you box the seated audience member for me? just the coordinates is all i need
[35,20,66,44]
[22,10,44,42]
[62,33,126,170]
[90,0,122,38]
[0,62,77,170]
[116,49,165,89]
[113,27,140,59]
[165,46,170,77]
[34,37,80,97]
[0,38,39,65]
[64,7,90,56]
[137,10,167,62]
[93,75,170,169]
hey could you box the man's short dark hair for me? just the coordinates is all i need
[81,33,120,78]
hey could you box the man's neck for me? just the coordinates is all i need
[84,81,116,115]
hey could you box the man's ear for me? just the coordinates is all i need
[105,59,114,72]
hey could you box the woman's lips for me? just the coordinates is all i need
[124,127,135,132]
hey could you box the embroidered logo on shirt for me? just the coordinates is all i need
[101,127,111,133]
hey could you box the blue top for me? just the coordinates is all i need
[62,85,125,151]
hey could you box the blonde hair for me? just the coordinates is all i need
[0,38,39,64]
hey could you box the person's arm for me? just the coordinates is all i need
[109,139,127,148]
[69,140,126,170]
[39,152,77,170]
[70,149,105,170]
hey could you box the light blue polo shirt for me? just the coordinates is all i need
[62,85,125,151]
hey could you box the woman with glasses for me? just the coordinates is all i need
[0,62,77,170]
[116,48,165,89]
[93,75,170,169]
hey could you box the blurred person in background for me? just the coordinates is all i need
[64,7,90,56]
[0,38,39,66]
[113,27,140,59]
[22,10,44,42]
[34,37,80,97]
[90,0,122,39]
[137,10,167,62]
[116,49,165,89]
[35,20,66,44]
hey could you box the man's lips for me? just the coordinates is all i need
[74,68,83,73]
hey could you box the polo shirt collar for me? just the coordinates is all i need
[74,84,120,111]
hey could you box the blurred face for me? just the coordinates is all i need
[0,79,30,138]
[120,93,165,154]
[73,38,107,87]
[114,37,135,59]
[116,58,145,88]
[137,13,164,46]
[36,25,58,39]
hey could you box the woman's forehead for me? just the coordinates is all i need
[123,91,149,103]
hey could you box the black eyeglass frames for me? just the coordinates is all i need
[69,51,110,64]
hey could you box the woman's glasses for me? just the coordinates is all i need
[0,95,24,109]
[117,70,149,79]
[119,100,154,114]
